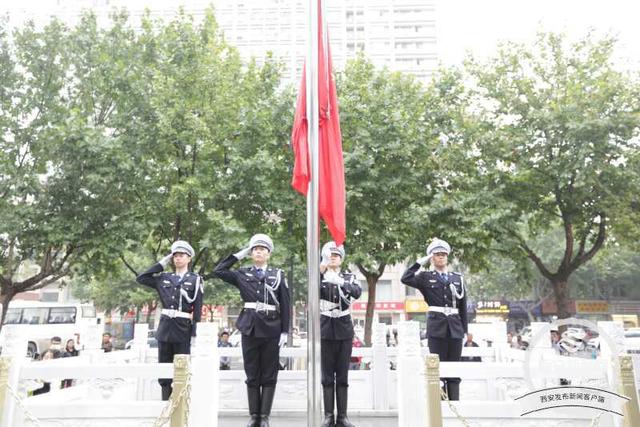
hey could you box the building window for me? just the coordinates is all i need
[376,280,392,301]
[378,314,392,325]
[40,292,58,302]
[405,286,417,297]
[48,307,77,324]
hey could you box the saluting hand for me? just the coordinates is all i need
[323,271,344,286]
[233,246,251,260]
[320,246,331,268]
[416,254,431,266]
[159,253,173,268]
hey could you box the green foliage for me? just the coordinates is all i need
[457,32,640,316]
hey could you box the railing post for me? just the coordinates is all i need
[397,321,426,427]
[133,323,150,400]
[170,354,190,427]
[425,354,443,427]
[83,323,105,363]
[189,322,218,427]
[0,356,11,427]
[0,326,27,427]
[619,355,640,427]
[491,320,508,362]
[371,322,389,410]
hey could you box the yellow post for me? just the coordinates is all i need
[170,354,190,427]
[619,355,640,427]
[0,356,11,416]
[425,354,443,427]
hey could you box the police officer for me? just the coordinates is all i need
[400,238,467,401]
[213,233,290,427]
[136,240,204,401]
[319,241,361,427]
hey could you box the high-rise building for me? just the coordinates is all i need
[1,0,438,83]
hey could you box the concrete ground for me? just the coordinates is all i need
[219,410,399,427]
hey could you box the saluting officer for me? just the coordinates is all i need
[136,240,204,401]
[213,233,290,427]
[401,238,467,401]
[319,241,361,427]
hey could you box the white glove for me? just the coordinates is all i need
[323,272,344,286]
[279,333,287,346]
[320,246,331,267]
[234,247,251,260]
[159,254,173,268]
[416,255,431,266]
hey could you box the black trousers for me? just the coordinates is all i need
[158,340,191,387]
[428,332,463,385]
[241,335,280,387]
[321,338,352,387]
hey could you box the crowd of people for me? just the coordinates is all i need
[32,336,80,395]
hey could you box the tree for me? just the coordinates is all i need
[0,13,145,330]
[66,9,307,316]
[336,58,481,345]
[459,32,640,318]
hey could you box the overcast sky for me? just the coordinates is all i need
[436,0,640,68]
[2,0,639,69]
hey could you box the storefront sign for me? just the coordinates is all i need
[575,300,609,314]
[405,299,428,313]
[351,301,405,311]
[476,300,510,314]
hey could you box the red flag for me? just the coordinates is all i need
[291,0,346,246]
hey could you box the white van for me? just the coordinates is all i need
[0,301,97,358]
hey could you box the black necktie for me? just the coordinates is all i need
[439,272,448,282]
[255,268,265,280]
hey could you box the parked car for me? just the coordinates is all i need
[124,329,157,349]
[624,328,640,350]
[124,337,158,349]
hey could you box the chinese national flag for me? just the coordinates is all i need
[291,0,346,246]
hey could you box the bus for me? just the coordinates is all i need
[0,301,97,358]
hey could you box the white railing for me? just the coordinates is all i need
[2,320,639,427]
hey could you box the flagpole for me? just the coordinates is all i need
[306,0,321,426]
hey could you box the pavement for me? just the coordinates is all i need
[219,410,398,427]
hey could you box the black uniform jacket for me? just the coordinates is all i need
[214,255,291,338]
[320,271,362,340]
[136,263,203,343]
[401,263,467,339]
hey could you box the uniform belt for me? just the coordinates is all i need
[244,302,277,311]
[429,306,458,315]
[321,309,351,318]
[161,309,192,319]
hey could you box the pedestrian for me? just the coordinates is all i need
[401,238,468,401]
[32,349,58,395]
[101,332,113,352]
[460,333,481,362]
[319,241,362,427]
[551,328,561,353]
[49,336,63,358]
[136,240,204,401]
[219,331,233,370]
[349,336,362,371]
[213,233,290,427]
[61,338,80,388]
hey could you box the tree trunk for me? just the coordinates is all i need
[145,300,156,325]
[363,275,377,347]
[0,288,17,335]
[551,279,572,319]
